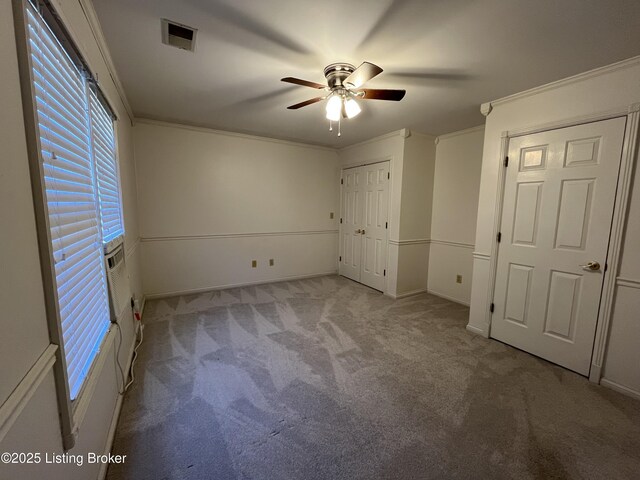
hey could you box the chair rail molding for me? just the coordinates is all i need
[140,230,338,243]
[0,344,58,443]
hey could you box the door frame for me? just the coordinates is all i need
[339,159,392,293]
[484,103,640,383]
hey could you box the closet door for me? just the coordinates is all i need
[339,167,364,282]
[339,161,389,291]
[359,162,389,291]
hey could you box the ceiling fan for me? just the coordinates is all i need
[281,61,406,135]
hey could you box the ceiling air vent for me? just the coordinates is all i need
[161,19,197,52]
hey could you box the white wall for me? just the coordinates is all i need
[427,126,484,305]
[468,56,640,398]
[338,130,436,298]
[0,0,141,478]
[134,120,341,297]
[397,133,436,295]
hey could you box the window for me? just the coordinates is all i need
[89,88,124,246]
[25,1,123,400]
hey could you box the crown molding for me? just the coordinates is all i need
[488,55,640,109]
[480,103,493,117]
[134,117,338,152]
[338,129,408,152]
[435,124,485,143]
[75,0,134,123]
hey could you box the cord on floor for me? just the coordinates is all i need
[124,322,144,392]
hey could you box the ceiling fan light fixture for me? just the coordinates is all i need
[325,94,342,121]
[283,61,405,136]
[345,98,361,119]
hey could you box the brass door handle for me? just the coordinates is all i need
[361,229,365,235]
[579,261,601,271]
[355,229,362,234]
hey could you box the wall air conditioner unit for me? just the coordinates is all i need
[105,243,131,322]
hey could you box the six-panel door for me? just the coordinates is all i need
[491,117,626,375]
[340,168,363,282]
[339,161,389,291]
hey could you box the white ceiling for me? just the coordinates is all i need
[92,0,640,147]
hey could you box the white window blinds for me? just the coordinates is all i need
[26,3,110,400]
[89,88,124,244]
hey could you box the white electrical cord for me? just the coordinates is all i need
[113,321,126,395]
[124,323,143,392]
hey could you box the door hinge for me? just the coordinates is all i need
[339,256,342,262]
[490,302,495,313]
[497,232,501,243]
[504,156,509,167]
[383,269,386,276]
[385,222,388,229]
[604,262,608,272]
[387,172,390,179]
[341,178,343,184]
[340,218,343,224]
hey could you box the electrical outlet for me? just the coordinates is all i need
[251,260,257,268]
[456,274,463,284]
[330,212,334,219]
[269,259,274,266]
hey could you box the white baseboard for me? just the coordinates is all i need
[97,395,124,480]
[144,271,338,300]
[97,321,141,480]
[386,288,427,299]
[466,324,485,336]
[426,289,470,306]
[600,378,640,401]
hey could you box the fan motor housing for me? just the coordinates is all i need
[324,63,355,89]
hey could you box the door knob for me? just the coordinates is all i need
[579,261,601,271]
[355,229,362,234]
[361,229,365,235]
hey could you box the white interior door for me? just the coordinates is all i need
[492,117,626,375]
[360,162,389,291]
[339,167,363,282]
[339,161,389,291]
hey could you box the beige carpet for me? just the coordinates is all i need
[107,275,640,479]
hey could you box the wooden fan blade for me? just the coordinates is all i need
[357,88,406,101]
[344,62,383,88]
[287,96,325,109]
[281,77,327,89]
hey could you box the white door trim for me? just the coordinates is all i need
[341,157,393,169]
[339,159,392,293]
[484,103,640,383]
[590,105,640,382]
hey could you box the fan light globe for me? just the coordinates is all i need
[345,98,361,119]
[325,95,342,121]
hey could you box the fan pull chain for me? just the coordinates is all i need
[329,120,332,132]
[338,117,341,137]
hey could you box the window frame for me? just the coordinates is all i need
[88,82,125,251]
[11,0,124,450]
